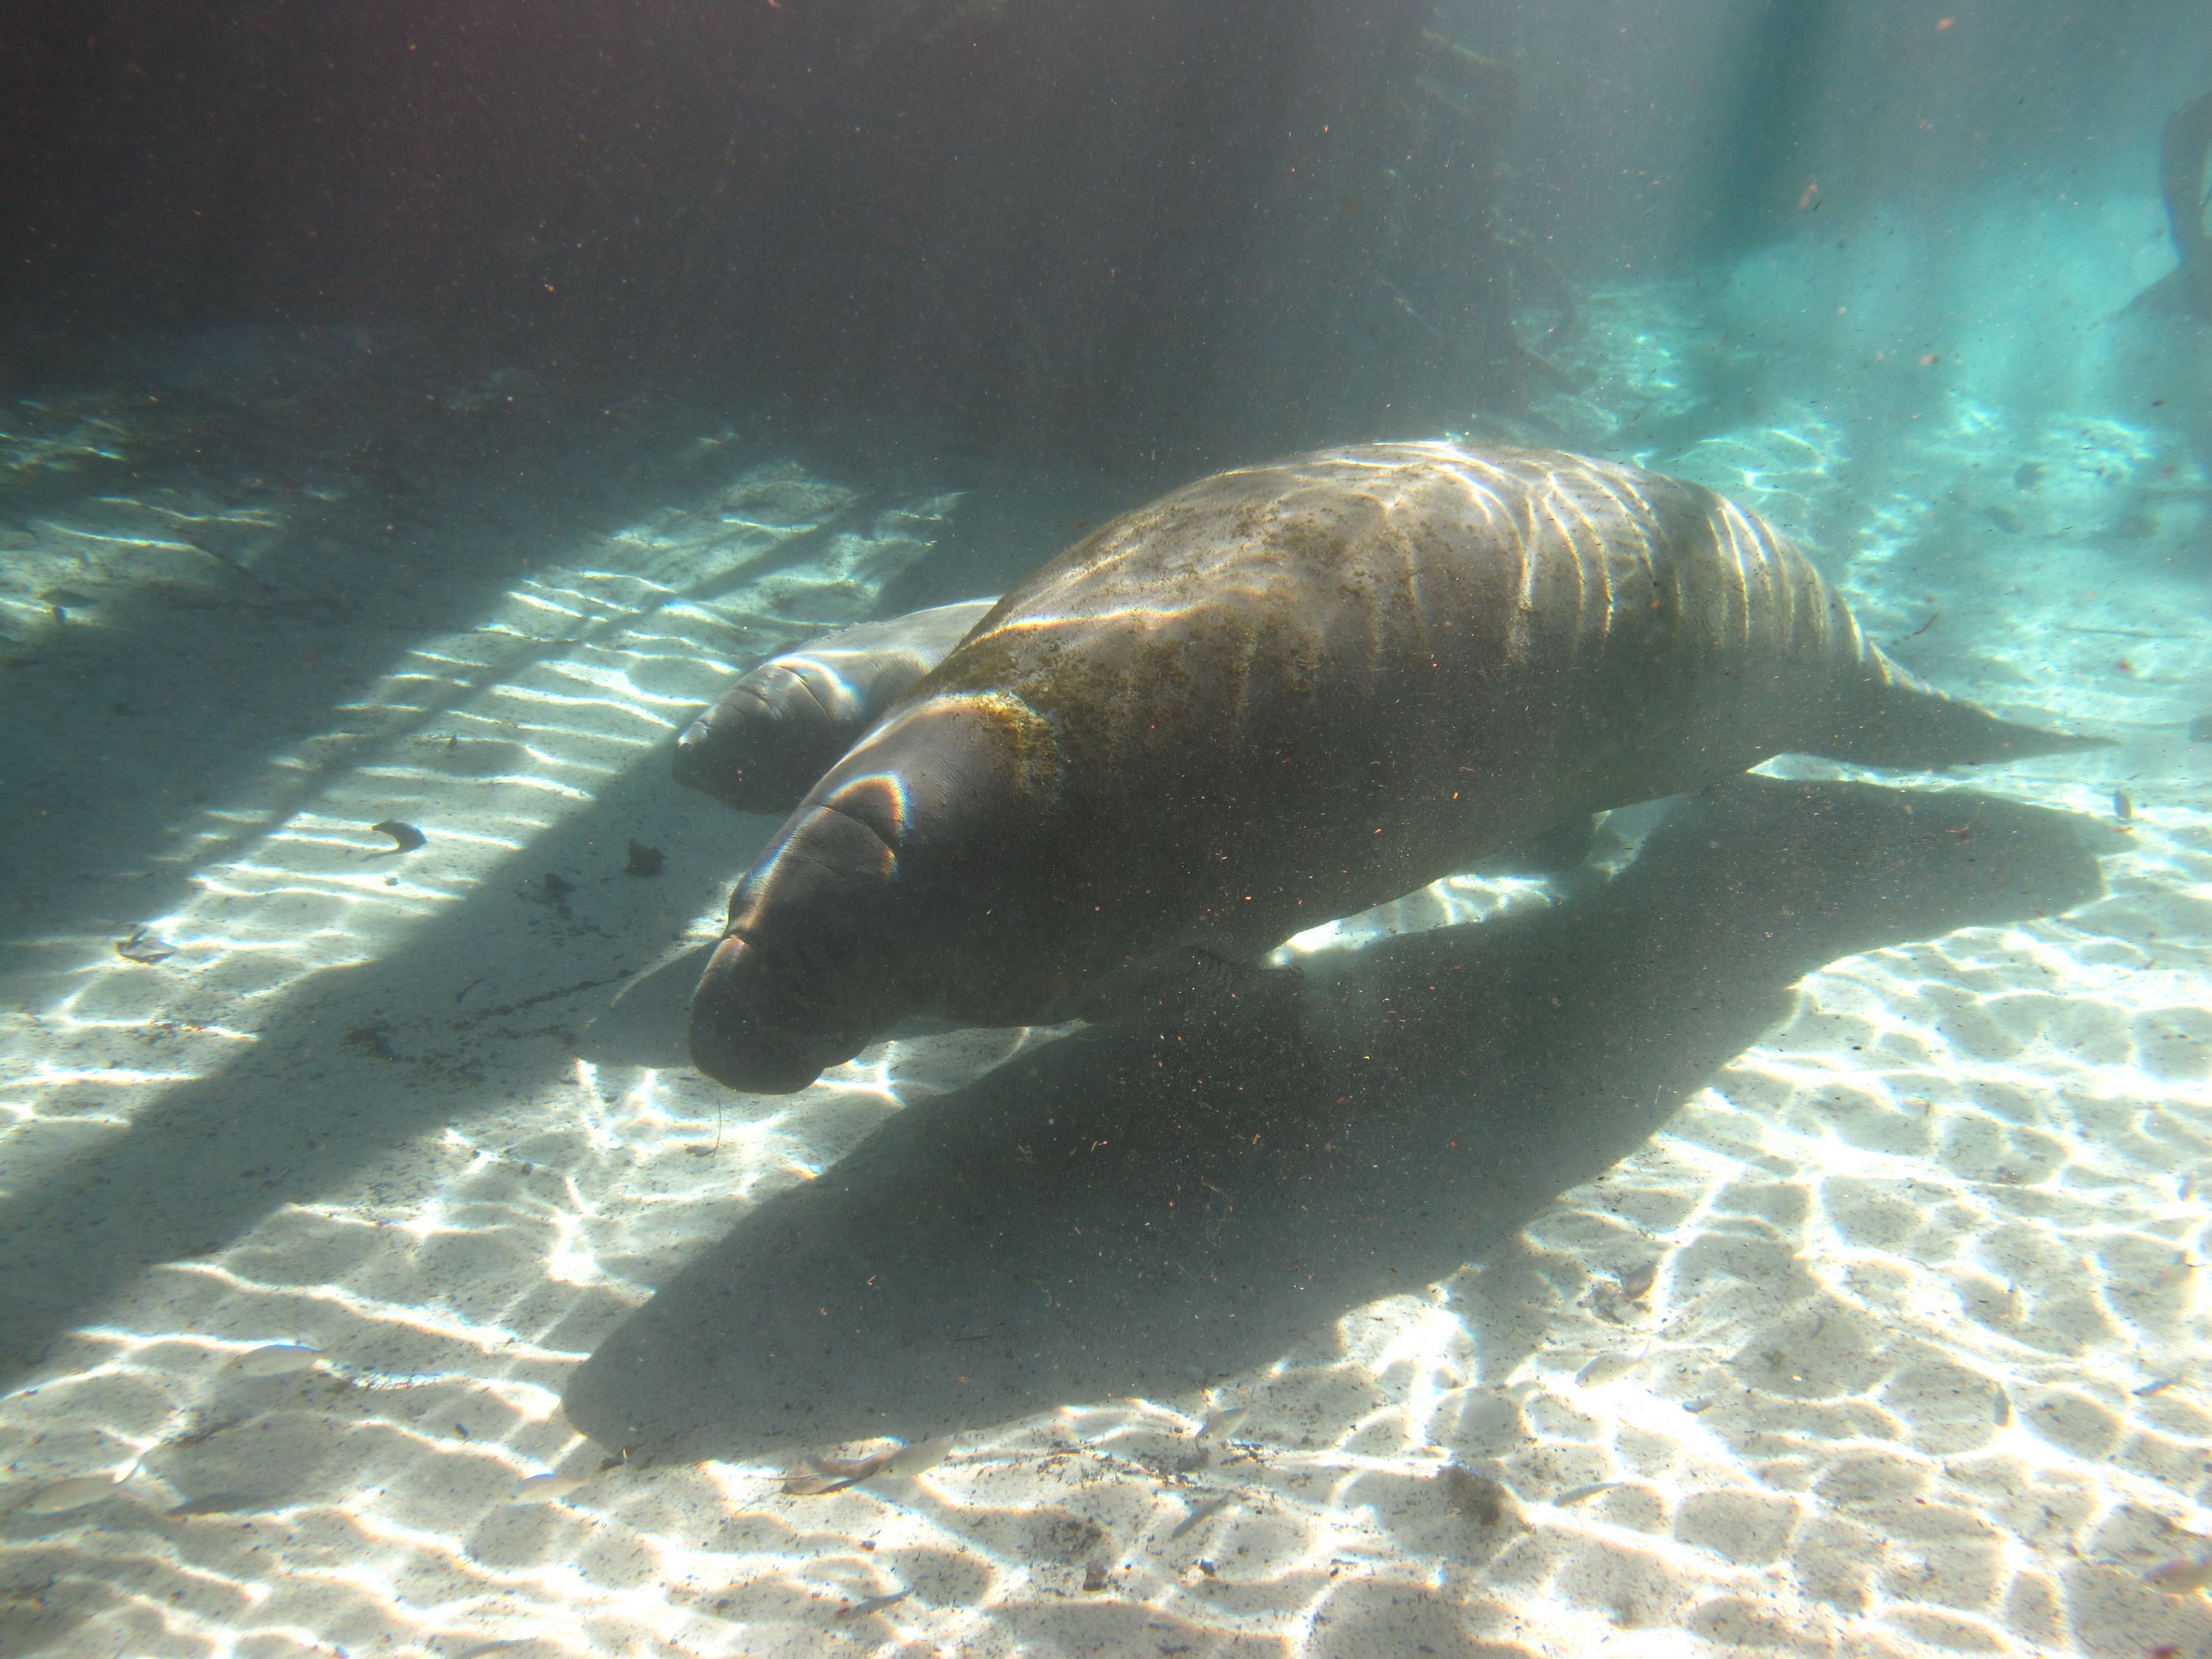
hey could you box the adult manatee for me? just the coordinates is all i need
[672,600,995,813]
[689,442,2104,1093]
[2125,88,2212,320]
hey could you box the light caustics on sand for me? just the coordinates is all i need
[1,490,914,1158]
[4,389,2212,1659]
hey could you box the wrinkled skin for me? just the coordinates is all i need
[672,600,995,814]
[691,441,2105,1093]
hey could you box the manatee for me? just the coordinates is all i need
[689,442,2106,1093]
[2126,88,2212,320]
[672,599,995,813]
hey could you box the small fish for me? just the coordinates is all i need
[1576,1352,1640,1387]
[887,1436,951,1475]
[1167,1493,1234,1541]
[370,819,427,853]
[232,1343,319,1377]
[832,1589,910,1620]
[1617,1262,1658,1301]
[785,1447,900,1495]
[2134,1377,2179,1397]
[624,841,665,877]
[2113,790,2135,826]
[809,1448,900,1480]
[21,1476,122,1514]
[2146,1557,2212,1594]
[41,587,95,608]
[115,926,175,964]
[164,1492,282,1517]
[1991,1386,2011,1427]
[2191,713,2212,744]
[1553,1482,1623,1506]
[509,1474,588,1504]
[1198,1407,1248,1441]
[1082,1559,1112,1593]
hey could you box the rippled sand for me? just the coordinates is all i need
[3,286,2209,1658]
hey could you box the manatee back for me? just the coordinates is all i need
[673,599,994,813]
[924,442,2102,944]
[953,441,2100,785]
[1467,451,2108,775]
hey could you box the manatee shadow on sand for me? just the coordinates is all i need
[563,774,2106,1461]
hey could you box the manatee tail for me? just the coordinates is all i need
[1818,648,2111,770]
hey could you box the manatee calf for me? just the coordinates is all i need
[689,442,2104,1093]
[672,599,995,813]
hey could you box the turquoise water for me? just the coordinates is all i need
[3,34,2211,1659]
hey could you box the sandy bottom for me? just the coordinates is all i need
[2,297,2211,1659]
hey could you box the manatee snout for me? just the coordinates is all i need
[688,799,906,1091]
[672,673,833,813]
[669,695,752,796]
[687,933,860,1093]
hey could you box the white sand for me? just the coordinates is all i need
[3,261,2211,1659]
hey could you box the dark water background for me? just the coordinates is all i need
[9,0,2205,469]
